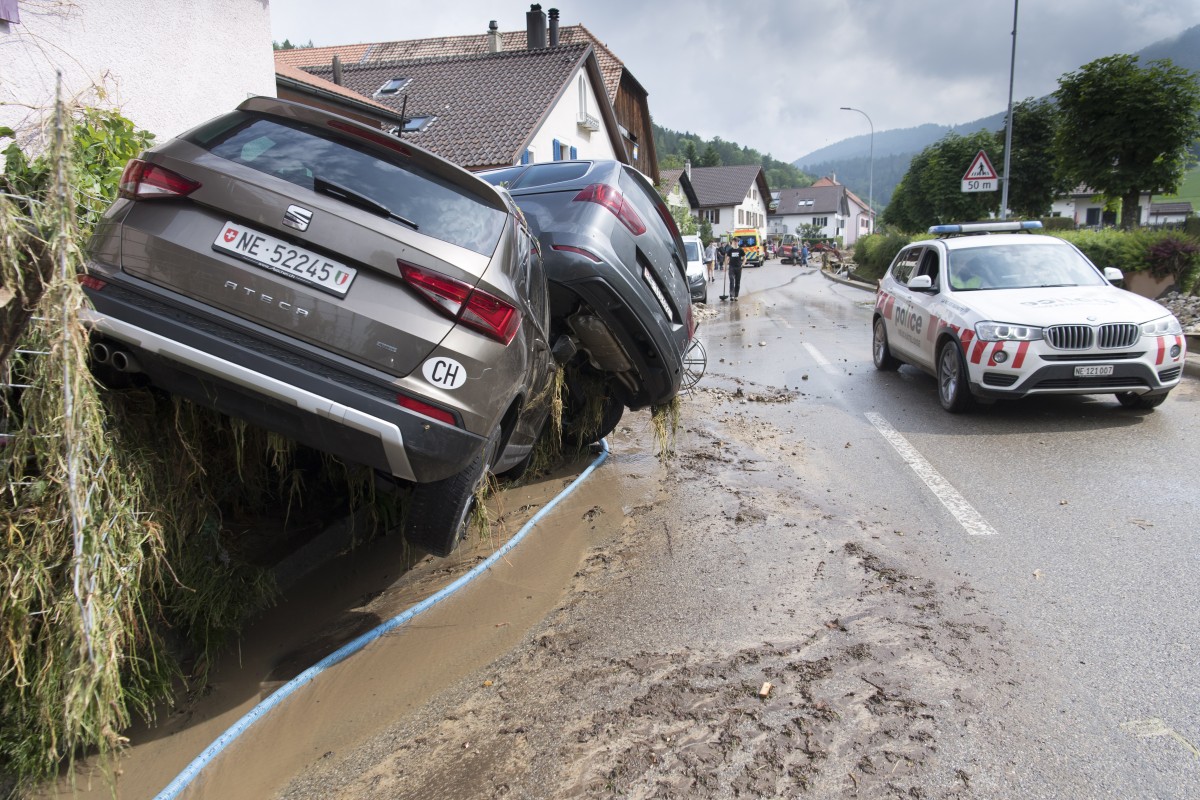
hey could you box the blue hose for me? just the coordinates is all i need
[155,439,610,799]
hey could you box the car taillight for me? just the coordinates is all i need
[573,183,646,236]
[118,159,201,200]
[396,394,457,426]
[398,261,521,345]
[327,119,413,156]
[77,274,106,291]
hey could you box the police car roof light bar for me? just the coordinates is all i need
[928,220,1043,236]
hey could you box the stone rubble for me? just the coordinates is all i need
[1157,290,1200,333]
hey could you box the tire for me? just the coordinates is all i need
[561,371,625,448]
[872,318,900,371]
[937,340,974,413]
[404,430,499,557]
[1115,391,1168,410]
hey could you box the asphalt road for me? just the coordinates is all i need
[703,260,1200,797]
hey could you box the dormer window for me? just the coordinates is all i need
[376,78,411,96]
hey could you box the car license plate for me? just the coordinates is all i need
[213,221,356,297]
[1074,364,1114,377]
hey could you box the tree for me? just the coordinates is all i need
[700,143,721,167]
[999,98,1068,220]
[882,131,999,231]
[1054,55,1200,229]
[681,139,700,167]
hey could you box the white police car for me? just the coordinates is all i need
[872,221,1186,412]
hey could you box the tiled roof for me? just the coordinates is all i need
[659,168,683,192]
[689,165,765,207]
[275,44,372,68]
[1150,201,1193,215]
[275,62,398,115]
[274,25,625,103]
[301,45,592,169]
[774,186,843,215]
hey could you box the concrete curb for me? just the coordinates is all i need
[820,268,1197,381]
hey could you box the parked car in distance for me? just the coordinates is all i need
[872,221,1186,412]
[681,234,707,304]
[476,160,694,443]
[82,96,557,557]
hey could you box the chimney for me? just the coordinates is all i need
[548,8,560,46]
[684,159,691,180]
[332,55,343,85]
[526,3,547,49]
[487,20,502,52]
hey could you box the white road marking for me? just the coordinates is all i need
[803,342,838,375]
[864,412,998,536]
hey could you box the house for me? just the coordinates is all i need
[292,42,624,170]
[1,0,273,145]
[658,163,700,218]
[274,5,659,181]
[1148,201,1194,227]
[688,165,771,240]
[768,177,872,245]
[1051,185,1153,227]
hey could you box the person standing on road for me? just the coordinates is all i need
[727,238,745,300]
[799,242,810,267]
[704,239,716,282]
[716,239,727,271]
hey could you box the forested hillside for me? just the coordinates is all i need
[652,123,812,190]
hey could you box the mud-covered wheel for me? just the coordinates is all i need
[404,430,499,557]
[561,370,624,448]
[1115,391,1168,410]
[937,340,974,413]
[872,318,900,371]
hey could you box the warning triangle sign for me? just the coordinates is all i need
[963,150,998,181]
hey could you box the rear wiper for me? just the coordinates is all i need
[312,176,419,231]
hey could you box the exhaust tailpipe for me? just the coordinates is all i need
[91,342,112,364]
[110,350,141,373]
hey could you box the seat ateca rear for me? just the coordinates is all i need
[83,97,557,555]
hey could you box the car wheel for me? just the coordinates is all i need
[1115,391,1168,410]
[561,370,625,448]
[681,337,707,390]
[404,429,499,557]
[937,340,974,413]
[872,318,900,371]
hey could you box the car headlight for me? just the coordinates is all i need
[1141,315,1183,336]
[974,321,1043,342]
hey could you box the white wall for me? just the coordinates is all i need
[1,0,274,150]
[525,70,616,164]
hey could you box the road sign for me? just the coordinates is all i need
[961,150,999,192]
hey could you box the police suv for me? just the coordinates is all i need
[872,221,1186,412]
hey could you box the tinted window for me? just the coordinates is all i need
[511,162,591,189]
[477,166,526,187]
[889,248,921,284]
[192,114,506,256]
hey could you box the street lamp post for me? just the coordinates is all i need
[840,106,874,233]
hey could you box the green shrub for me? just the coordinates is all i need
[1145,233,1200,291]
[1039,216,1075,231]
[851,231,914,281]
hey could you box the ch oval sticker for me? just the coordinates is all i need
[422,356,468,390]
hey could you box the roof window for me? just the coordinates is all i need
[376,78,411,96]
[402,116,435,133]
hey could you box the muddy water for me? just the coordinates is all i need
[50,452,627,800]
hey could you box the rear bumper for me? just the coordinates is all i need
[82,285,485,483]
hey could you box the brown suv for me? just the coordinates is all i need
[83,97,557,556]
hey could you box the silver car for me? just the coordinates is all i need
[83,97,557,556]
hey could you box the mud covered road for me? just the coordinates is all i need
[60,266,1200,799]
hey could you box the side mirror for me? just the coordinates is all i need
[1103,266,1124,284]
[907,274,934,291]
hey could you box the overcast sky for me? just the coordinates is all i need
[270,0,1200,163]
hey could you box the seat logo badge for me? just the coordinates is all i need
[422,356,467,390]
[283,205,313,232]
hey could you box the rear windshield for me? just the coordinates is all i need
[187,112,506,256]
